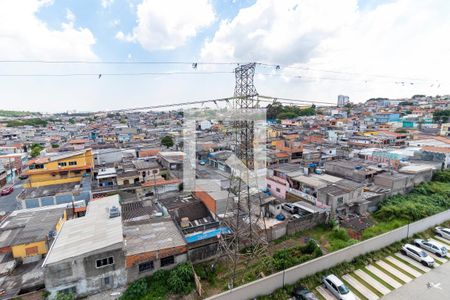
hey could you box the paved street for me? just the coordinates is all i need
[0,179,23,213]
[383,257,450,300]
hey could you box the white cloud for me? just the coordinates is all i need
[201,0,358,64]
[101,0,114,8]
[66,9,76,24]
[117,0,215,51]
[201,0,450,101]
[0,0,96,60]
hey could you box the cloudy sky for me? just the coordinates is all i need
[0,0,449,112]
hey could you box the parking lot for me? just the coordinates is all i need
[314,234,450,300]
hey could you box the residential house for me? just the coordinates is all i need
[24,149,94,188]
[43,195,126,299]
[0,205,66,263]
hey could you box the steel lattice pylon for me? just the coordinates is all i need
[217,63,268,289]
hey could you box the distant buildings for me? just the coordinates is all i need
[337,95,350,107]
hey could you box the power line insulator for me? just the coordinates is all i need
[275,65,281,71]
[192,63,198,69]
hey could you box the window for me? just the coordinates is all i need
[103,276,111,286]
[69,161,77,166]
[337,197,344,205]
[59,286,76,295]
[267,184,271,188]
[160,255,175,267]
[96,256,114,268]
[58,162,67,167]
[138,261,154,273]
[276,188,281,193]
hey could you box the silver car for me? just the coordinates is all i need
[401,244,435,267]
[435,226,450,240]
[323,274,356,300]
[414,239,448,257]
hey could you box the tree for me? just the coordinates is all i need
[433,110,450,124]
[30,144,44,158]
[161,135,174,148]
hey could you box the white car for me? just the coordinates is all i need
[401,244,435,267]
[282,203,296,214]
[323,274,356,300]
[435,226,450,240]
[414,239,448,257]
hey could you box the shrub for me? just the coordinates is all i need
[120,278,149,300]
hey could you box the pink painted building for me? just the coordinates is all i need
[266,176,289,199]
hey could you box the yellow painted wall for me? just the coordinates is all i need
[28,149,93,187]
[12,241,48,258]
[55,216,66,232]
[28,176,82,188]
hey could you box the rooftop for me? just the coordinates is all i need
[123,219,186,256]
[0,205,65,247]
[43,195,123,265]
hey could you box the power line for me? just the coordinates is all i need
[104,95,334,113]
[0,60,241,65]
[0,59,445,84]
[258,63,440,83]
[0,71,233,77]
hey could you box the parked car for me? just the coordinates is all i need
[401,244,435,267]
[282,203,296,213]
[414,239,448,257]
[290,214,301,220]
[0,186,13,196]
[323,274,356,300]
[293,286,318,300]
[435,226,450,240]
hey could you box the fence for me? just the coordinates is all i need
[206,209,450,300]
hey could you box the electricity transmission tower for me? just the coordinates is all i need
[218,63,268,289]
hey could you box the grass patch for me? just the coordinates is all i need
[314,290,326,300]
[372,263,406,284]
[435,236,450,246]
[382,259,416,278]
[351,272,383,297]
[342,278,368,300]
[362,267,395,290]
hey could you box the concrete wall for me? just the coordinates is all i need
[206,209,450,300]
[126,253,187,283]
[45,246,127,299]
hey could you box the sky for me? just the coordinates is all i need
[0,0,449,113]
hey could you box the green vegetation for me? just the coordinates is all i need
[266,102,316,120]
[120,263,195,300]
[5,118,47,127]
[54,292,75,300]
[160,135,174,148]
[30,143,44,158]
[433,109,450,123]
[0,109,38,117]
[362,169,450,239]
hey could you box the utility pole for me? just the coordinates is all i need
[218,63,268,288]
